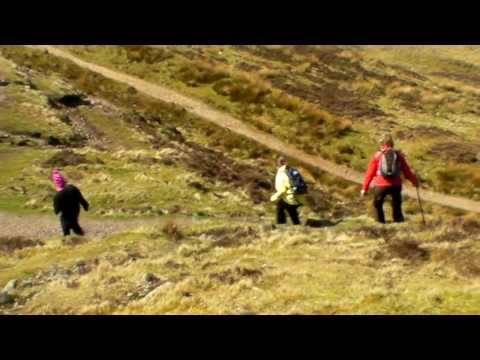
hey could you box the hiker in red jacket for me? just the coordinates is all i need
[361,134,418,223]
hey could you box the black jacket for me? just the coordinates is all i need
[53,185,89,218]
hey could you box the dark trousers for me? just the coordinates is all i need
[60,214,84,236]
[373,186,404,224]
[276,199,301,225]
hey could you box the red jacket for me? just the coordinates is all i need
[363,145,418,191]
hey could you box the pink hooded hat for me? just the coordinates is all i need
[52,168,66,192]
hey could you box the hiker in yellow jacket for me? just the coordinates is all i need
[270,157,302,225]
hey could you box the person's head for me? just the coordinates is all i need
[379,134,394,147]
[52,168,66,192]
[277,156,288,168]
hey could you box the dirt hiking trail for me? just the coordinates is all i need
[31,45,480,213]
[0,212,194,240]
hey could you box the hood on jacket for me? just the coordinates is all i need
[52,168,66,192]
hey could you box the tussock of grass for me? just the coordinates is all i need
[119,46,173,64]
[162,221,184,242]
[436,162,480,200]
[1,212,480,314]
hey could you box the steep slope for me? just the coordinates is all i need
[1,45,480,315]
[19,45,480,213]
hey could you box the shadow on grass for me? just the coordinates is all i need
[305,218,343,228]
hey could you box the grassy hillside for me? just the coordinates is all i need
[57,45,480,200]
[2,214,480,314]
[0,45,479,314]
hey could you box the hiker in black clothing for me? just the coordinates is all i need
[53,184,89,236]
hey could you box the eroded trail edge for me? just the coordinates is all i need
[31,45,480,213]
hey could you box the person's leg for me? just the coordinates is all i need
[276,199,287,224]
[60,215,70,236]
[373,187,388,224]
[391,186,405,223]
[71,217,85,236]
[286,204,301,225]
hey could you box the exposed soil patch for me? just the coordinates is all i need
[395,126,458,141]
[47,136,62,146]
[42,150,93,168]
[371,238,430,264]
[47,94,91,109]
[305,219,342,228]
[296,46,418,88]
[304,190,337,213]
[64,112,106,149]
[180,141,273,204]
[269,77,385,118]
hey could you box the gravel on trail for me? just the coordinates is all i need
[0,212,192,240]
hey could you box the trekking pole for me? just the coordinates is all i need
[416,184,426,226]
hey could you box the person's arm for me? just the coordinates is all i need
[270,171,288,202]
[53,193,61,215]
[362,155,378,193]
[74,186,90,211]
[79,192,89,211]
[399,153,418,187]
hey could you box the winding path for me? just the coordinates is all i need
[31,45,480,213]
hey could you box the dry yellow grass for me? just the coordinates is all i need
[2,213,480,315]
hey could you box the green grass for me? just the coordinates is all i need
[0,144,55,213]
[0,47,284,218]
[77,107,148,149]
[0,99,72,139]
[51,45,480,200]
[58,45,352,149]
[0,56,20,81]
[1,46,480,314]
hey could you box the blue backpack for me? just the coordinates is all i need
[286,167,308,195]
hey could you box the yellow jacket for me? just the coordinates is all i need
[270,165,301,206]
